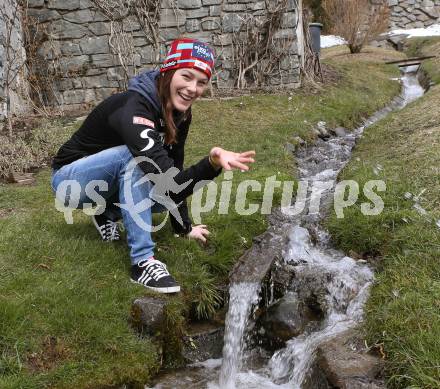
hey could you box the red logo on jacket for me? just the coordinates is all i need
[133,116,155,128]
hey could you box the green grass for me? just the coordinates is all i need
[326,43,440,388]
[0,48,402,388]
[405,36,440,84]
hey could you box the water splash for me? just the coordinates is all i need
[218,283,261,389]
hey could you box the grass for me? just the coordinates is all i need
[0,46,403,388]
[326,40,440,388]
[405,36,440,84]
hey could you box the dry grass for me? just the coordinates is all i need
[321,45,407,63]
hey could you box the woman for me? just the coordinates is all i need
[51,38,255,293]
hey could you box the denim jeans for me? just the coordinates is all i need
[51,145,165,265]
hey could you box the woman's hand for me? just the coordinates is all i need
[187,224,210,243]
[209,147,255,171]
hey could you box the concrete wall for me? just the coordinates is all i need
[24,0,301,110]
[388,0,440,29]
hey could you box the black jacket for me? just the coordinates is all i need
[52,70,221,234]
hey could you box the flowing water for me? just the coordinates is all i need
[149,66,425,389]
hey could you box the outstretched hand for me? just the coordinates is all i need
[187,224,210,243]
[209,147,255,171]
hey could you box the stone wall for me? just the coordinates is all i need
[0,0,29,123]
[24,0,301,109]
[388,0,440,29]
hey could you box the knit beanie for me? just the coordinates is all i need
[160,38,215,79]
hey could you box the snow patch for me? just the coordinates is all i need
[321,35,347,48]
[389,23,440,38]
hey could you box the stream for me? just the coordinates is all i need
[149,65,425,389]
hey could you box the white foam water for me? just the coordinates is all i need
[216,283,261,389]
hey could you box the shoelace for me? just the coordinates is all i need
[103,220,120,241]
[139,259,169,281]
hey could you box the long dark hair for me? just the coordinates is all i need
[157,70,191,145]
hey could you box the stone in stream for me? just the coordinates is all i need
[258,292,321,350]
[316,329,385,389]
[331,126,347,137]
[130,296,167,335]
[182,322,224,363]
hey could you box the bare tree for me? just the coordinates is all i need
[0,0,27,136]
[322,0,389,54]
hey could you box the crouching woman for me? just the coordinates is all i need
[51,38,255,293]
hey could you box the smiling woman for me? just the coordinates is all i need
[170,69,209,111]
[50,38,255,294]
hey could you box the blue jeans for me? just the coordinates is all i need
[51,145,164,265]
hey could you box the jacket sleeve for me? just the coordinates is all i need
[111,103,222,210]
[169,116,193,234]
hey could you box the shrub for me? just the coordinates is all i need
[303,0,332,32]
[322,0,389,54]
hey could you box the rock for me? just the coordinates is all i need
[27,8,61,23]
[79,0,93,8]
[201,17,221,31]
[185,7,210,18]
[202,0,221,4]
[223,3,247,11]
[420,6,439,18]
[177,0,202,9]
[79,36,109,55]
[28,0,44,6]
[281,12,296,28]
[182,322,224,363]
[331,127,347,137]
[63,9,107,23]
[210,5,221,16]
[50,19,89,39]
[317,329,385,389]
[159,8,186,27]
[284,142,296,154]
[212,33,232,46]
[160,28,181,42]
[222,13,243,33]
[251,1,266,11]
[91,53,118,68]
[318,127,330,140]
[259,292,320,349]
[47,0,80,10]
[186,18,200,32]
[302,362,332,389]
[269,259,296,296]
[130,296,167,336]
[387,34,409,51]
[88,21,111,36]
[61,43,82,56]
[59,55,90,73]
[7,172,35,185]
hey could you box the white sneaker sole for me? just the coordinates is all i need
[130,279,181,293]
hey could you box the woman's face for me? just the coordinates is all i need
[169,68,209,112]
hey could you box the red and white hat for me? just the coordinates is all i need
[160,38,215,79]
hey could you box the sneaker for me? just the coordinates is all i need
[92,214,120,242]
[131,258,180,293]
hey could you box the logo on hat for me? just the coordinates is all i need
[161,60,177,69]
